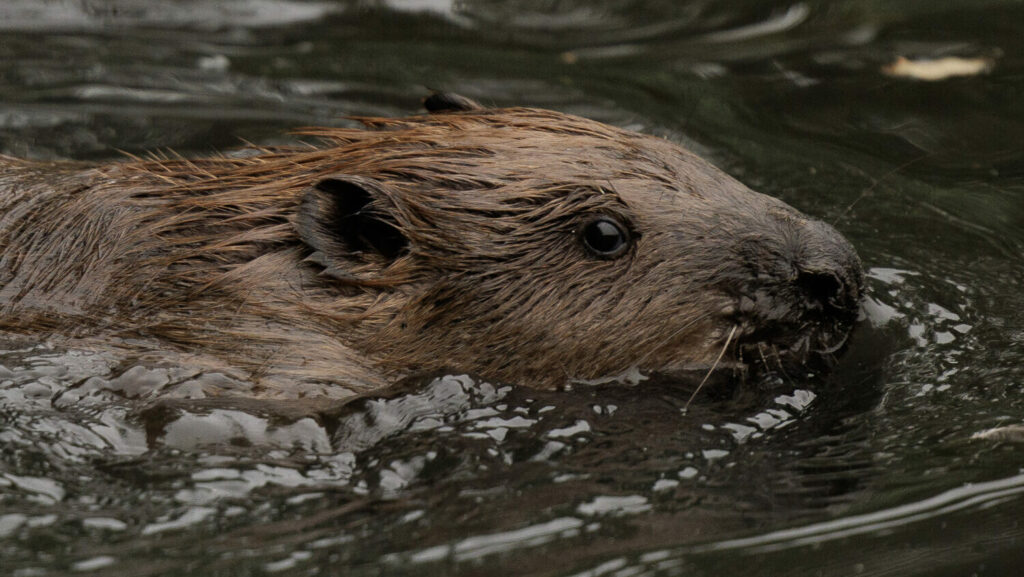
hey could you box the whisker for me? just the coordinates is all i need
[758,343,771,371]
[771,344,794,386]
[832,153,933,226]
[684,324,738,411]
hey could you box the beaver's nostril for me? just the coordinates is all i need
[796,269,848,312]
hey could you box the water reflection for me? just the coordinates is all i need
[0,332,888,575]
[0,0,342,31]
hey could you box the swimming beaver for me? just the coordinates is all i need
[0,95,862,397]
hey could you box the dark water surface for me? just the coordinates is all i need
[2,1,1023,576]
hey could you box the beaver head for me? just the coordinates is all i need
[285,98,861,388]
[0,96,862,394]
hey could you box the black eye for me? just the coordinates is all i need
[581,217,631,259]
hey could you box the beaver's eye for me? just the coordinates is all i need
[581,217,631,259]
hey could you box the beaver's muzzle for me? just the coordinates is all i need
[730,211,863,370]
[789,218,863,320]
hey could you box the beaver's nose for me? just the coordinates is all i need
[795,264,859,315]
[789,220,862,317]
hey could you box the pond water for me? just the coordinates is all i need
[1,1,1023,576]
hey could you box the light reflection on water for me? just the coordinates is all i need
[695,473,1024,554]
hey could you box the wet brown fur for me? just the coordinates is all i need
[0,107,861,397]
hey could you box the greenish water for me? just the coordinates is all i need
[1,1,1023,576]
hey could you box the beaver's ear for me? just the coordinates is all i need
[423,91,484,113]
[297,176,409,266]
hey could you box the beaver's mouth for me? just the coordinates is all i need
[716,261,863,381]
[730,317,855,379]
[648,315,856,390]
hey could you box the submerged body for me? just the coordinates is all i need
[0,101,862,397]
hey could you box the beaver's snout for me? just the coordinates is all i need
[732,213,863,370]
[795,267,856,318]
[786,217,863,317]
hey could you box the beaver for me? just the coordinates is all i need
[0,95,862,398]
